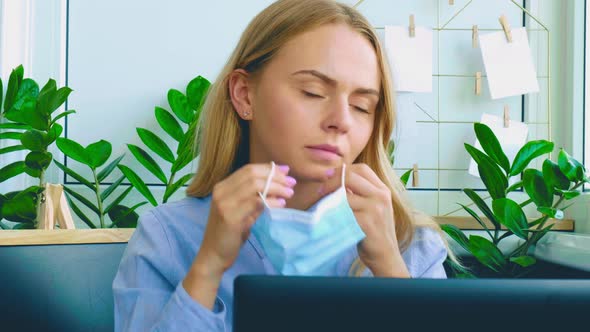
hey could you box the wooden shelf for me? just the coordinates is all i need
[0,217,574,246]
[435,216,574,231]
[0,229,134,246]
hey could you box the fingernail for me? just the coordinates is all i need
[325,168,335,177]
[285,176,297,187]
[278,165,290,173]
[278,198,286,207]
[286,188,294,196]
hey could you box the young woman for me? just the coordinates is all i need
[113,0,458,330]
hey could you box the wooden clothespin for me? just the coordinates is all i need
[449,0,455,5]
[412,163,419,187]
[37,183,75,230]
[472,25,479,48]
[475,72,482,95]
[409,14,416,38]
[499,15,513,43]
[503,105,510,128]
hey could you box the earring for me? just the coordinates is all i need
[243,110,251,117]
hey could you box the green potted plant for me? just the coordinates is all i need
[0,65,75,229]
[441,123,588,278]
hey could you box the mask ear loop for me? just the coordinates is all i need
[341,163,347,189]
[259,161,276,201]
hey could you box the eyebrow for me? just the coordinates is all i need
[291,69,380,97]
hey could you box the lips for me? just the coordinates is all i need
[306,144,342,156]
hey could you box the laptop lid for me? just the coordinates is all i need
[233,275,590,332]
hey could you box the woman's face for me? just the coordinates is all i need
[246,23,381,181]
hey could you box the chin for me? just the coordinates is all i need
[291,161,340,181]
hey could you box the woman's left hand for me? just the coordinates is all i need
[333,164,410,278]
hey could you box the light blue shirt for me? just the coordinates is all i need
[113,195,448,331]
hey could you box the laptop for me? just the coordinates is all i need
[233,275,590,332]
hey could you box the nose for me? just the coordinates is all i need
[320,96,352,134]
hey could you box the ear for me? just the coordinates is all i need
[228,69,254,120]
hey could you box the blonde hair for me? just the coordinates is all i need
[186,0,461,275]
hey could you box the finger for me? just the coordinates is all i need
[234,163,294,192]
[264,197,288,209]
[348,164,385,189]
[345,169,379,198]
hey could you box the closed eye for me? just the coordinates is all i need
[302,90,324,98]
[353,105,369,114]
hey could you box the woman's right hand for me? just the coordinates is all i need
[199,163,295,273]
[183,163,295,309]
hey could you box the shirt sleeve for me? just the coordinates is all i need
[112,211,227,332]
[409,227,448,279]
[359,227,448,279]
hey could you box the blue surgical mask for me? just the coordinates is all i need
[251,163,366,276]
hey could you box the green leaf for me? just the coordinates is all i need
[155,107,184,142]
[465,143,507,199]
[168,89,193,124]
[558,149,585,182]
[468,235,506,273]
[5,98,48,131]
[48,86,73,114]
[12,222,35,229]
[62,186,100,216]
[463,189,501,229]
[506,180,523,193]
[56,137,91,165]
[103,185,133,214]
[136,128,175,163]
[0,123,30,130]
[50,110,76,126]
[474,123,510,174]
[4,65,24,113]
[0,145,26,155]
[66,196,96,229]
[176,123,196,155]
[510,140,554,176]
[400,169,412,187]
[440,224,470,252]
[0,161,26,183]
[555,189,581,200]
[537,207,564,219]
[523,169,553,208]
[492,198,529,240]
[86,140,112,169]
[171,148,195,173]
[24,151,53,170]
[510,256,537,268]
[458,203,492,237]
[37,79,56,115]
[163,173,194,202]
[12,78,39,111]
[108,203,146,228]
[53,160,96,191]
[45,123,64,146]
[118,165,158,206]
[97,154,125,182]
[127,144,168,184]
[100,175,125,201]
[24,166,41,178]
[186,75,211,110]
[1,190,37,223]
[542,159,570,191]
[0,132,24,140]
[20,130,46,151]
